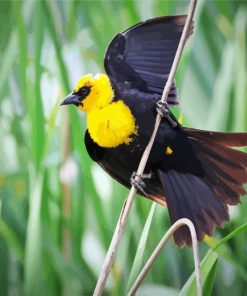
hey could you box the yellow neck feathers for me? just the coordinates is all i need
[75,73,137,148]
[76,74,114,112]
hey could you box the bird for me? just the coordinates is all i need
[61,15,247,247]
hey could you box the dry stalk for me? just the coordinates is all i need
[93,0,198,295]
[127,218,202,296]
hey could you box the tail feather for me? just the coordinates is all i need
[204,169,242,205]
[190,139,247,178]
[205,157,245,186]
[158,129,247,247]
[159,170,229,246]
[186,128,247,147]
[197,141,247,169]
[190,138,247,196]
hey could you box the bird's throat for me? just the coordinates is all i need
[87,100,137,148]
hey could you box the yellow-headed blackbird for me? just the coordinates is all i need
[61,15,247,247]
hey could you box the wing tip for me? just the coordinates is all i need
[123,14,194,39]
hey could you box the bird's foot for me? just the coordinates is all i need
[130,172,151,197]
[156,101,178,128]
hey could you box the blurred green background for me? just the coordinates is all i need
[0,0,247,295]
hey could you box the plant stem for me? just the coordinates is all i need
[127,218,201,296]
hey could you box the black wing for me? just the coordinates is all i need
[104,15,194,105]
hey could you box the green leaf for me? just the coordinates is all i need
[137,284,179,296]
[0,32,17,99]
[179,250,218,296]
[233,10,247,131]
[0,219,24,263]
[203,259,218,296]
[204,235,247,281]
[206,41,235,131]
[180,222,247,296]
[24,172,44,295]
[127,203,156,290]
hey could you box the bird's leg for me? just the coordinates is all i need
[130,172,152,197]
[156,101,178,128]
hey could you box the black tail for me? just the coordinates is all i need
[158,129,247,247]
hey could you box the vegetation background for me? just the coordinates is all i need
[0,0,247,295]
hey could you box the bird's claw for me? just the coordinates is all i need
[130,172,150,197]
[156,101,178,128]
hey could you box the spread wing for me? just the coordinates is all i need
[104,15,194,105]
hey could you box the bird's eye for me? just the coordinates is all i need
[79,86,90,98]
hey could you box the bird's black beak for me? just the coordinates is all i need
[60,93,80,106]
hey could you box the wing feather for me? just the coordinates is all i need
[104,15,194,105]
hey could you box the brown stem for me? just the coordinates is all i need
[127,218,201,296]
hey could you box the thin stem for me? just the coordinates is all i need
[93,1,198,295]
[127,218,202,296]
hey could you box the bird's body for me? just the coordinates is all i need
[84,91,167,203]
[61,15,247,246]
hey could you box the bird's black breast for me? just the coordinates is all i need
[84,128,165,198]
[84,130,105,162]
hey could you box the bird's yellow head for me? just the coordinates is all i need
[61,73,114,113]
